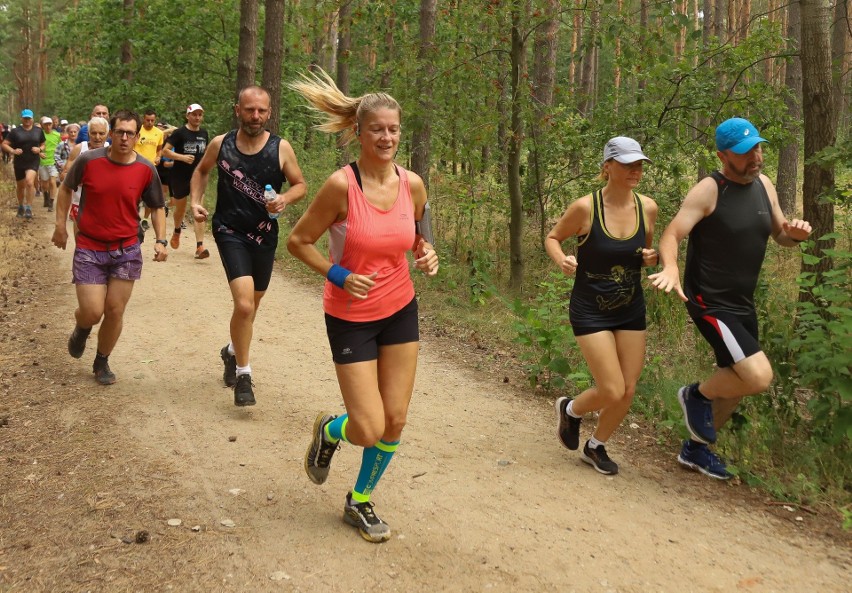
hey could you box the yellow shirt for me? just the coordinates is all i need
[134,125,164,163]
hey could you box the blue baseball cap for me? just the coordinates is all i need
[715,118,767,154]
[21,109,33,119]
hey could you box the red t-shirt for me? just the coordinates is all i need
[63,148,163,251]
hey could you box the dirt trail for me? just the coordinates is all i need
[0,202,849,593]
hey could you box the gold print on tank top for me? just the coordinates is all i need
[585,265,641,311]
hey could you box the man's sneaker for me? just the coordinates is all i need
[181,220,187,230]
[220,345,237,387]
[43,194,50,208]
[93,360,116,385]
[169,232,180,249]
[677,440,732,480]
[194,246,210,259]
[16,205,24,218]
[555,397,582,450]
[67,326,91,359]
[304,413,339,485]
[677,385,716,444]
[140,219,149,232]
[23,206,32,219]
[581,440,619,475]
[234,373,256,406]
[343,492,391,543]
[46,198,53,212]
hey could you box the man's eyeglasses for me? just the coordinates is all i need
[113,130,137,138]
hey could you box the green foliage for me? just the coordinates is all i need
[791,235,852,445]
[508,272,589,390]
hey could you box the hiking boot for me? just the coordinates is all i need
[677,440,732,480]
[194,246,210,259]
[93,359,116,385]
[169,232,180,249]
[555,397,582,450]
[23,206,32,219]
[220,345,237,387]
[678,384,716,444]
[140,219,149,232]
[304,413,339,485]
[343,492,391,543]
[16,205,24,218]
[234,373,256,406]
[581,440,619,475]
[67,326,91,359]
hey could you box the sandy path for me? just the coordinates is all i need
[2,214,849,592]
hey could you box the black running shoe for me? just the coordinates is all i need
[220,345,236,387]
[93,359,116,385]
[343,492,391,543]
[581,440,619,475]
[67,326,91,359]
[234,374,256,406]
[555,397,582,450]
[304,413,339,485]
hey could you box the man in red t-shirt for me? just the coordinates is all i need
[52,109,169,385]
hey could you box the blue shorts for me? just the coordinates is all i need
[692,310,761,368]
[72,243,143,285]
[324,297,419,364]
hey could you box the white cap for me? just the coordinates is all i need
[41,116,53,125]
[60,119,68,125]
[186,103,204,114]
[602,136,651,166]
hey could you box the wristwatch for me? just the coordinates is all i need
[156,239,168,246]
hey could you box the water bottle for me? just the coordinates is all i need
[264,184,279,220]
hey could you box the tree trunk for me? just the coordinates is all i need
[529,0,558,245]
[507,3,526,291]
[262,0,286,136]
[776,0,802,217]
[799,0,836,283]
[410,0,437,189]
[335,0,352,164]
[831,0,850,130]
[235,0,259,127]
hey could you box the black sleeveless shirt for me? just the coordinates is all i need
[569,190,647,329]
[212,130,286,247]
[684,171,772,317]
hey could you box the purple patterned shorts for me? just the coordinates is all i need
[72,244,143,285]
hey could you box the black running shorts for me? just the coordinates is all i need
[691,310,761,368]
[324,297,419,364]
[214,232,276,291]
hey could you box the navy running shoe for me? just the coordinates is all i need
[677,440,732,480]
[678,384,716,444]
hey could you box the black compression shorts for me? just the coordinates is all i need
[214,232,276,291]
[324,296,419,364]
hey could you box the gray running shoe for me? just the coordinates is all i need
[555,397,582,450]
[68,326,91,359]
[304,413,339,485]
[93,360,116,385]
[343,492,391,543]
[581,440,619,475]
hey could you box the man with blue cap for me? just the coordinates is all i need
[649,117,812,479]
[1,109,45,219]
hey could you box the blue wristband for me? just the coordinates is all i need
[327,264,352,289]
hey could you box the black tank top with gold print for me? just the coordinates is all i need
[569,190,647,329]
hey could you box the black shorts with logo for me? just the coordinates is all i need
[324,297,419,364]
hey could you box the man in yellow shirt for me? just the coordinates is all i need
[134,109,164,231]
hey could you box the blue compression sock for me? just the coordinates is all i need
[351,439,399,503]
[324,414,349,443]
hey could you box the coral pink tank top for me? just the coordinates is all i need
[323,164,416,321]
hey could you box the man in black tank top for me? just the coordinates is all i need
[650,118,812,480]
[190,86,307,407]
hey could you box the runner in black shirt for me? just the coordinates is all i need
[650,118,812,479]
